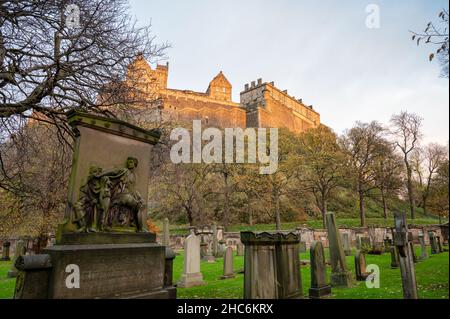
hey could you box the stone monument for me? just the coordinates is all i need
[355,250,370,281]
[241,231,303,299]
[220,246,235,279]
[428,231,439,254]
[390,246,399,268]
[437,235,443,253]
[342,233,352,256]
[393,212,418,299]
[13,111,176,299]
[178,229,205,288]
[326,212,352,287]
[1,241,11,261]
[7,240,26,278]
[418,232,428,260]
[236,243,244,256]
[308,241,331,299]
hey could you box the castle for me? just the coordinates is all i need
[124,55,321,133]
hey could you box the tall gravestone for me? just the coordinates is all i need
[428,231,439,254]
[13,111,175,299]
[418,233,428,260]
[1,241,11,261]
[241,231,303,299]
[309,241,331,299]
[162,218,170,247]
[221,246,235,279]
[390,246,399,268]
[342,233,352,256]
[436,236,443,253]
[393,212,418,299]
[236,243,244,256]
[326,212,352,287]
[355,250,370,281]
[178,229,205,288]
[7,240,26,278]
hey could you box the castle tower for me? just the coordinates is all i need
[206,71,232,102]
[126,54,168,93]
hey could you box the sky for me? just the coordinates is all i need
[129,0,449,144]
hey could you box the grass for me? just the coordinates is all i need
[1,246,447,299]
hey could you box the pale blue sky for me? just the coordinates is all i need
[129,0,449,144]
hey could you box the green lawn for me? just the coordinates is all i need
[1,246,448,299]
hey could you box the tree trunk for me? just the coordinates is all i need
[223,171,230,230]
[406,163,416,220]
[381,188,388,219]
[358,181,366,227]
[321,194,327,229]
[275,190,281,230]
[247,199,253,226]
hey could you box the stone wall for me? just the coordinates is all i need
[156,225,444,251]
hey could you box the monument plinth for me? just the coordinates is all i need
[240,231,303,299]
[14,111,176,299]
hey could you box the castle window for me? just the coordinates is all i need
[222,87,226,92]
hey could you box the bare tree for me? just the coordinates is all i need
[411,8,449,78]
[412,143,448,215]
[341,121,386,227]
[0,0,168,126]
[390,111,423,220]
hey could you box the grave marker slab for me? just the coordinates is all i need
[309,241,331,299]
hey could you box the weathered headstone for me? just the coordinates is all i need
[7,240,26,278]
[162,217,170,247]
[326,212,352,287]
[309,241,331,299]
[393,212,418,299]
[299,241,307,253]
[200,242,208,258]
[418,233,428,260]
[342,233,352,256]
[1,241,11,261]
[178,229,205,288]
[355,250,370,281]
[241,231,303,299]
[220,246,235,279]
[428,231,439,254]
[14,111,175,299]
[236,243,244,256]
[390,246,399,268]
[437,235,443,253]
[216,240,227,258]
[409,240,419,263]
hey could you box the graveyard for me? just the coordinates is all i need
[1,244,448,299]
[0,0,449,305]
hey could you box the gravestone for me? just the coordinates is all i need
[7,240,26,278]
[326,212,352,287]
[309,241,331,299]
[393,212,418,299]
[216,240,227,258]
[342,233,352,256]
[178,229,205,288]
[200,242,208,258]
[220,246,235,279]
[437,236,443,253]
[1,241,11,261]
[299,241,307,253]
[409,240,419,263]
[162,218,170,247]
[428,231,439,254]
[236,243,244,256]
[390,246,399,268]
[418,233,428,260]
[241,231,303,299]
[14,111,175,299]
[355,250,370,281]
